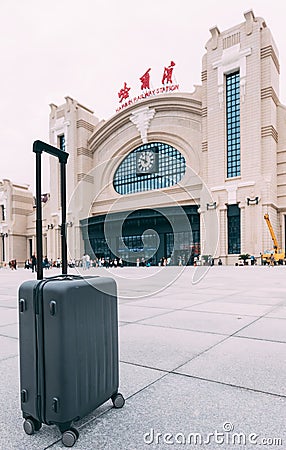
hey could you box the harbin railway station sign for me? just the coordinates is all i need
[116,61,179,113]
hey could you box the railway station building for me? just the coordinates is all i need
[1,9,286,266]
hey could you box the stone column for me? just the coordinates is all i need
[219,207,227,257]
[239,203,245,254]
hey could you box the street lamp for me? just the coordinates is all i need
[246,196,259,205]
[206,202,217,210]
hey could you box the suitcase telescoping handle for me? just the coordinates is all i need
[33,140,69,280]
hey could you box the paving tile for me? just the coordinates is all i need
[0,335,18,360]
[236,317,286,343]
[207,294,283,306]
[118,305,168,322]
[0,294,17,301]
[0,301,17,309]
[177,336,286,396]
[266,306,286,319]
[0,323,18,339]
[118,361,165,399]
[141,309,257,335]
[125,296,205,310]
[0,307,18,326]
[119,323,225,371]
[118,321,130,327]
[186,301,273,317]
[50,373,286,449]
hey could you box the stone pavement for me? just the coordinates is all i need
[0,265,286,449]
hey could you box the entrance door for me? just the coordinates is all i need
[82,205,200,266]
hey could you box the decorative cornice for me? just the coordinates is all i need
[201,70,207,82]
[223,32,240,49]
[77,147,93,158]
[56,109,65,119]
[76,120,95,132]
[88,94,202,152]
[261,87,279,105]
[202,141,208,152]
[12,195,33,204]
[261,45,280,74]
[12,208,31,215]
[261,125,278,143]
[201,107,207,117]
[77,173,94,184]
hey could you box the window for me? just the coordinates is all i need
[113,142,186,195]
[89,237,112,259]
[226,72,240,178]
[58,134,66,151]
[227,204,240,254]
[1,205,6,221]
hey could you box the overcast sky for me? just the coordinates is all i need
[1,0,285,192]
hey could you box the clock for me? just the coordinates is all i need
[136,150,159,175]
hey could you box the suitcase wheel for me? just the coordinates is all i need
[23,417,42,435]
[62,427,79,447]
[111,392,125,409]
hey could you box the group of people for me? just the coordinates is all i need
[135,257,152,267]
[12,252,226,271]
[9,259,17,270]
[24,254,39,272]
[24,255,62,272]
[82,255,124,269]
[158,256,171,266]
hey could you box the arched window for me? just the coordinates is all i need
[113,142,186,195]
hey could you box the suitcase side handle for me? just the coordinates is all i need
[33,140,69,280]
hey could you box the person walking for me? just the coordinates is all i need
[31,254,37,273]
[82,254,87,270]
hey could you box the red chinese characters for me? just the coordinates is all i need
[118,82,131,103]
[162,61,176,85]
[116,61,178,111]
[140,68,151,90]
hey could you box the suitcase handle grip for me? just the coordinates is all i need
[33,140,68,164]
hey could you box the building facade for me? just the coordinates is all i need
[0,180,34,266]
[2,10,286,266]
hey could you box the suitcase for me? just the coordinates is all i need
[18,141,124,447]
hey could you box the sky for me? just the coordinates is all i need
[1,0,285,193]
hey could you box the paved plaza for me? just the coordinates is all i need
[0,265,286,449]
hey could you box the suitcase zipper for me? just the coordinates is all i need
[34,280,48,424]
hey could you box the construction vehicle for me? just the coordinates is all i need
[261,213,285,264]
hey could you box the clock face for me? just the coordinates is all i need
[136,151,158,174]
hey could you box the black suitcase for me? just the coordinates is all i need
[18,141,124,447]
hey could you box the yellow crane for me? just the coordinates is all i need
[261,213,285,264]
